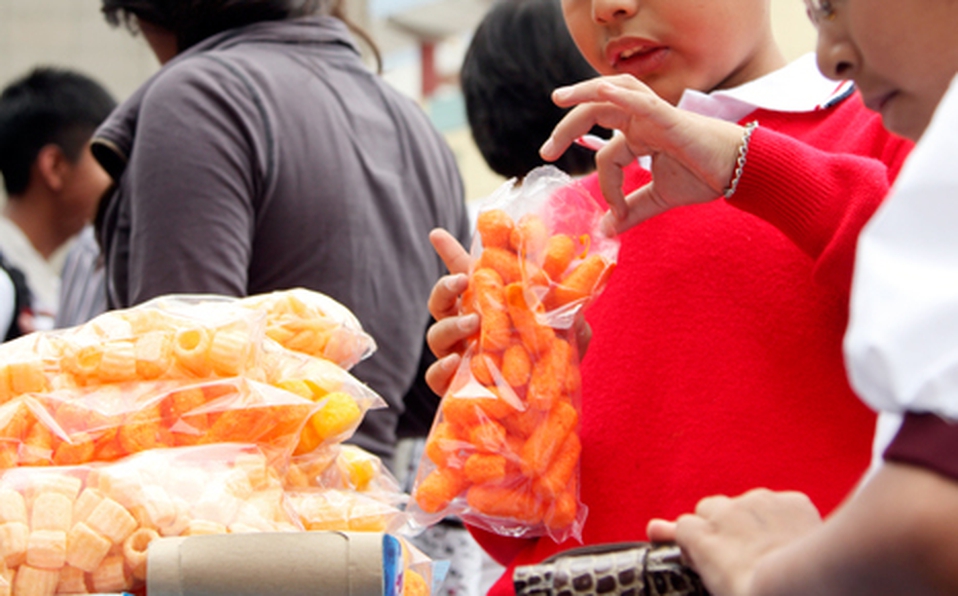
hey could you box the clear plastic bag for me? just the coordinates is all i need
[411,166,620,542]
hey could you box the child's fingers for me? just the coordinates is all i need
[430,228,472,275]
[551,74,650,107]
[425,353,461,396]
[426,313,479,360]
[428,273,469,320]
[595,136,635,220]
[541,101,635,162]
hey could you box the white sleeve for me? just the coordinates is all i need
[845,74,958,425]
[0,268,14,338]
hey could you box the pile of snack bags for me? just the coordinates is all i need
[0,289,440,595]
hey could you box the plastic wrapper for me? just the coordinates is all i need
[287,489,408,535]
[286,445,403,497]
[0,443,296,595]
[0,299,266,403]
[0,377,318,470]
[397,536,448,596]
[410,166,620,542]
[237,288,377,370]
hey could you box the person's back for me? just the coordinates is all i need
[93,4,469,461]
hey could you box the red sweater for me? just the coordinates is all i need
[473,93,914,594]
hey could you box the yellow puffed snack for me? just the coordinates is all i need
[65,521,111,573]
[233,452,270,490]
[25,530,66,570]
[0,522,27,567]
[0,489,26,525]
[124,527,158,581]
[72,488,104,525]
[90,554,131,591]
[26,475,82,505]
[135,330,173,379]
[13,564,58,596]
[184,519,227,536]
[173,327,212,377]
[129,485,177,531]
[85,497,136,544]
[97,340,137,383]
[7,360,47,396]
[57,565,87,594]
[209,329,249,377]
[30,493,72,533]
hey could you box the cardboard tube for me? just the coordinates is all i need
[147,531,385,596]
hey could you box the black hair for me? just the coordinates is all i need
[0,67,117,196]
[461,0,607,179]
[101,0,382,71]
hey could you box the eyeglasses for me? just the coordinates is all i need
[803,0,836,25]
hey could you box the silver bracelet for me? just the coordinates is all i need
[723,121,759,199]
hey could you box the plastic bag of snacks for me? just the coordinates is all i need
[411,166,620,542]
[285,445,404,497]
[236,289,377,370]
[0,298,267,403]
[0,444,294,595]
[397,536,448,596]
[0,377,318,470]
[287,488,409,534]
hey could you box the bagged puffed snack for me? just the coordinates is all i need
[0,297,267,402]
[411,166,619,542]
[0,444,295,595]
[0,377,318,470]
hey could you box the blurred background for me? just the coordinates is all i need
[0,0,815,204]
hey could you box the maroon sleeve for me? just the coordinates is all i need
[883,412,958,481]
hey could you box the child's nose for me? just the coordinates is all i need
[591,0,638,25]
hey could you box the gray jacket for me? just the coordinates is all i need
[92,16,469,460]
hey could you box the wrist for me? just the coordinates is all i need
[723,121,760,199]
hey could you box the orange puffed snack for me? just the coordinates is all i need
[411,166,619,542]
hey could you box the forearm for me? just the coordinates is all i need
[749,462,958,596]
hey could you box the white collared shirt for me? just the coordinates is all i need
[844,74,958,475]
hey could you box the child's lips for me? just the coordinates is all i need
[606,40,668,76]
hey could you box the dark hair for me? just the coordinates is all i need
[0,67,117,196]
[461,0,606,179]
[101,0,382,71]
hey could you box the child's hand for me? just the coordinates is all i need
[647,489,823,596]
[425,229,478,395]
[540,75,748,235]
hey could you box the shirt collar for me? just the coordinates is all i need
[677,53,855,122]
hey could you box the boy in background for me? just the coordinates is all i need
[0,67,116,331]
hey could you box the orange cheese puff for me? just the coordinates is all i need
[415,467,467,514]
[543,486,577,530]
[465,485,542,523]
[520,400,578,478]
[165,387,210,438]
[500,407,543,440]
[468,419,507,453]
[478,247,523,285]
[425,421,465,467]
[0,443,16,468]
[501,344,532,387]
[204,408,267,445]
[527,356,562,412]
[475,387,519,420]
[470,351,501,386]
[471,267,506,312]
[542,234,576,280]
[509,214,550,260]
[20,422,55,465]
[481,309,514,353]
[403,569,429,596]
[464,453,507,485]
[442,395,511,429]
[93,429,126,461]
[476,209,515,250]
[7,360,48,395]
[533,431,581,498]
[548,254,615,309]
[52,432,96,466]
[505,283,554,356]
[0,400,31,441]
[118,413,166,456]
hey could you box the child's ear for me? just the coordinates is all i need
[33,143,69,193]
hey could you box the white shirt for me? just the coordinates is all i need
[844,74,958,475]
[0,216,67,329]
[0,267,13,337]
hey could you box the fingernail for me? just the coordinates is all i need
[457,313,479,332]
[599,213,618,237]
[540,136,556,157]
[441,353,460,371]
[553,87,571,102]
[445,273,468,291]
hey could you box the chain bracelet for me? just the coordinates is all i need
[723,121,759,199]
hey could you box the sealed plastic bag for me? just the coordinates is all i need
[411,166,619,542]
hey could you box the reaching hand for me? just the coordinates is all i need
[647,489,823,596]
[540,75,748,235]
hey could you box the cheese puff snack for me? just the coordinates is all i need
[1,378,318,469]
[258,342,386,455]
[0,297,268,405]
[285,445,407,514]
[287,489,408,534]
[237,288,377,370]
[412,166,619,542]
[398,536,447,596]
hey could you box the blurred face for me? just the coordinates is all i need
[560,0,785,104]
[60,145,111,233]
[813,0,958,141]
